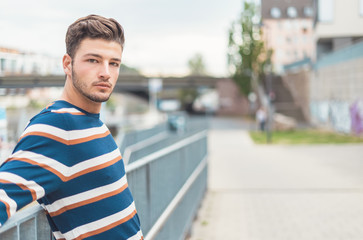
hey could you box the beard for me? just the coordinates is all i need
[71,68,112,103]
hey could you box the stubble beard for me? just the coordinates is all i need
[71,68,112,103]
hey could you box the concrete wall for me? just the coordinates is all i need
[281,68,311,122]
[216,78,249,116]
[310,41,363,133]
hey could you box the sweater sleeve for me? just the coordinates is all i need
[0,119,66,227]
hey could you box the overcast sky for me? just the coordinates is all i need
[0,0,245,76]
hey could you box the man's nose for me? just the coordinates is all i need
[98,63,111,80]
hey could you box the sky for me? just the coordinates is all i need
[0,0,245,77]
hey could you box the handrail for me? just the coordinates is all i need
[126,130,207,173]
[0,204,43,233]
[144,156,207,240]
[123,131,169,165]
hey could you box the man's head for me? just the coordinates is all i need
[65,14,125,59]
[61,15,124,113]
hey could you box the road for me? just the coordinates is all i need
[189,117,363,240]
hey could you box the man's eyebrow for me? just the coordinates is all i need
[83,53,121,62]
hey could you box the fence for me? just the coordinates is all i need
[0,118,208,240]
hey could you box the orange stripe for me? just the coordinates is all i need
[18,130,110,145]
[6,156,122,182]
[5,157,65,181]
[49,183,128,217]
[0,199,11,219]
[52,111,85,115]
[73,210,137,240]
[68,131,110,145]
[0,179,37,201]
[18,132,69,145]
[45,102,55,109]
[67,156,121,180]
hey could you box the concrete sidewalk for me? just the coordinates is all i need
[188,117,363,240]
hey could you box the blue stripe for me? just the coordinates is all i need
[51,190,135,233]
[86,214,141,240]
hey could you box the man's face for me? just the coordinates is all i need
[70,38,122,103]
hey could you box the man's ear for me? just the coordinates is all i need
[63,54,72,78]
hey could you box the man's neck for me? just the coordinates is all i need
[60,82,102,114]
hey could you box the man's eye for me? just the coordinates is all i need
[110,62,120,67]
[88,59,98,63]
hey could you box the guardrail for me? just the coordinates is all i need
[0,120,208,240]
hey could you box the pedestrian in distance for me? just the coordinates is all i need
[256,106,267,131]
[0,15,143,240]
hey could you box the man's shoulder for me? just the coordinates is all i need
[28,101,89,130]
[27,108,69,130]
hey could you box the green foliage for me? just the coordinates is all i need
[188,53,207,75]
[119,64,139,74]
[28,99,46,110]
[249,130,363,144]
[106,96,117,112]
[178,88,198,108]
[228,1,272,96]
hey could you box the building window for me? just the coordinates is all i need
[0,59,5,72]
[271,7,281,18]
[318,0,334,22]
[304,6,314,17]
[287,7,298,18]
[360,0,363,16]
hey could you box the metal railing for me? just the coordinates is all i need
[0,204,53,240]
[119,122,168,154]
[127,129,208,239]
[0,119,208,240]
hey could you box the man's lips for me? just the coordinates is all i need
[94,82,112,89]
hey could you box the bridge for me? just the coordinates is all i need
[0,74,225,100]
[0,74,222,89]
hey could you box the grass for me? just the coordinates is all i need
[249,129,363,144]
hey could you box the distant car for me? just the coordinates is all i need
[167,112,187,133]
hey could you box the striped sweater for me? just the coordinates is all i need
[0,100,143,240]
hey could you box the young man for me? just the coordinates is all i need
[0,15,143,239]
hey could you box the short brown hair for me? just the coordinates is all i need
[65,14,125,58]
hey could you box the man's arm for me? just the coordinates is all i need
[0,123,64,226]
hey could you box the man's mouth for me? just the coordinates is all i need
[94,82,112,89]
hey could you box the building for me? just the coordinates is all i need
[0,47,62,76]
[314,0,363,58]
[261,0,315,73]
[309,0,363,133]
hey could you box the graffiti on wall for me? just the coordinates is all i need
[311,100,363,134]
[350,100,363,135]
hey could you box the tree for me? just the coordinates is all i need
[188,53,207,75]
[119,64,140,74]
[228,1,272,96]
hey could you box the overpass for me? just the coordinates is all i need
[0,74,224,99]
[0,74,247,115]
[0,74,222,89]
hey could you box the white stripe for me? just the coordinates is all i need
[10,148,121,178]
[45,175,127,214]
[20,124,109,142]
[0,172,45,199]
[52,231,64,240]
[51,108,83,114]
[62,202,136,239]
[0,189,17,217]
[127,230,143,240]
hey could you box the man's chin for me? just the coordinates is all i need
[87,94,111,103]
